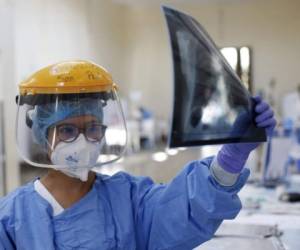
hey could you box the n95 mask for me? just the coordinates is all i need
[50,134,102,181]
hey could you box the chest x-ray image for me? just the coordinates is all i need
[163,6,266,147]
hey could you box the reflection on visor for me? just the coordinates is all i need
[162,6,266,147]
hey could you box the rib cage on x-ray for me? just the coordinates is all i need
[163,6,266,147]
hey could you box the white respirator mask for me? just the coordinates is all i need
[50,134,103,181]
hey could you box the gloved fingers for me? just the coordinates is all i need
[255,101,269,113]
[257,117,276,128]
[252,95,262,104]
[255,109,274,123]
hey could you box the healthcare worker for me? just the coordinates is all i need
[0,60,276,250]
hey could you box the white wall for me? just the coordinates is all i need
[86,0,129,93]
[0,0,18,194]
[14,0,93,83]
[123,0,300,118]
[13,0,129,85]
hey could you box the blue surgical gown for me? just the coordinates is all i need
[0,157,249,249]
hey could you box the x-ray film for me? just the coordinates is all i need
[163,6,266,147]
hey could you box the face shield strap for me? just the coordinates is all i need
[16,92,115,106]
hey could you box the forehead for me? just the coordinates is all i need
[56,115,100,127]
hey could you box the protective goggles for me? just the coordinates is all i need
[51,123,107,143]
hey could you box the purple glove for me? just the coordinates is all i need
[217,96,276,174]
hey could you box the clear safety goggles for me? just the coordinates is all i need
[50,123,107,143]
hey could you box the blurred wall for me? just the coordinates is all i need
[124,0,300,118]
[86,0,129,93]
[0,0,18,194]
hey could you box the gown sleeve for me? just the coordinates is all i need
[130,156,250,250]
[0,224,15,250]
[0,198,16,250]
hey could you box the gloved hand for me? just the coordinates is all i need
[217,96,276,174]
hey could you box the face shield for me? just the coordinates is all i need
[163,6,266,147]
[16,61,127,170]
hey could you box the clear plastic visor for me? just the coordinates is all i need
[16,90,127,169]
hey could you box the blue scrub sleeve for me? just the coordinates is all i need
[0,216,15,249]
[131,157,249,250]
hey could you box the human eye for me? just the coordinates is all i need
[58,124,77,141]
[86,123,105,141]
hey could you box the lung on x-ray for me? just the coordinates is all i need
[163,6,266,147]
